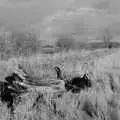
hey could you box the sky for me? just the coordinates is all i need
[0,0,74,29]
[0,0,120,40]
[40,0,120,40]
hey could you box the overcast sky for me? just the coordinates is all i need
[0,0,120,39]
[0,0,119,27]
[0,0,74,29]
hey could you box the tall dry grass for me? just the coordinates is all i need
[0,49,120,120]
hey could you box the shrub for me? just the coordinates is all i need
[55,36,75,51]
[0,31,42,60]
[9,32,40,56]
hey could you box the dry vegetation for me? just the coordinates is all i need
[0,47,120,120]
[1,1,120,119]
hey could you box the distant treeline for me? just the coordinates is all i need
[0,31,42,60]
[0,28,119,60]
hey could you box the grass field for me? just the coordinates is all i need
[0,48,120,120]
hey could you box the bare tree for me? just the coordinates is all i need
[55,36,75,51]
[102,28,113,48]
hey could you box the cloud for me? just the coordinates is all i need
[0,0,120,36]
[93,0,120,14]
[0,0,75,30]
[41,7,115,40]
[0,0,74,7]
[0,0,39,7]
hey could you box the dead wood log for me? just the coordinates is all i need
[54,66,92,93]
